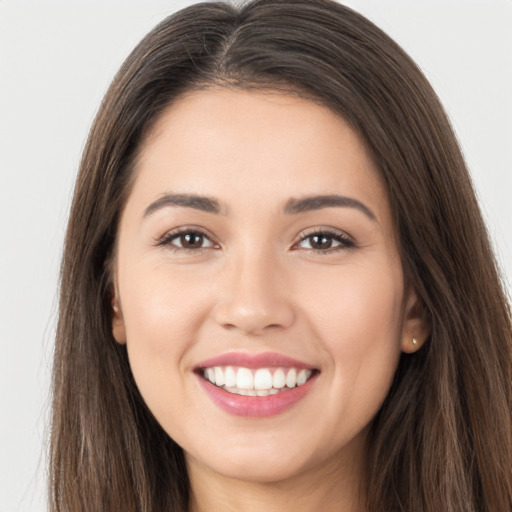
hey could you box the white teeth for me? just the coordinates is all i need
[272,368,286,389]
[254,368,273,390]
[202,365,314,396]
[236,367,254,390]
[224,366,236,387]
[214,366,224,386]
[286,368,297,388]
[297,369,308,386]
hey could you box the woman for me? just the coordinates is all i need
[49,1,512,510]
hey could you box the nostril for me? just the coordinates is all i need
[214,302,295,334]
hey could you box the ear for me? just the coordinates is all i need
[111,296,127,344]
[401,286,430,354]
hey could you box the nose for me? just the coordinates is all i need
[213,251,295,335]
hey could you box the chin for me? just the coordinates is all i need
[189,449,312,484]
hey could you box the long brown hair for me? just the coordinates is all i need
[50,1,512,510]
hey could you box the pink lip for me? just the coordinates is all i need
[194,351,319,417]
[197,373,318,417]
[196,351,315,370]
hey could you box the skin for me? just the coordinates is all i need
[112,89,427,512]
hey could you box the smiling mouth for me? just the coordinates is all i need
[200,366,316,396]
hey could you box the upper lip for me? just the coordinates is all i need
[196,351,317,370]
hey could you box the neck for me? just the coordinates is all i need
[186,444,367,512]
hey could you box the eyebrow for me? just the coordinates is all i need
[284,194,376,221]
[143,193,222,217]
[143,192,376,221]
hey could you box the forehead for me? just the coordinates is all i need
[132,88,390,222]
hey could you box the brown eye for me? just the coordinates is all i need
[179,232,205,249]
[159,230,215,250]
[296,230,355,252]
[308,234,334,250]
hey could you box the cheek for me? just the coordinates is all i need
[119,261,212,421]
[121,258,211,347]
[300,260,403,342]
[299,262,403,424]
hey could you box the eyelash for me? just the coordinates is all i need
[156,227,355,254]
[292,227,356,253]
[156,227,218,253]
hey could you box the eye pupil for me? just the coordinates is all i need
[310,234,332,249]
[181,233,203,248]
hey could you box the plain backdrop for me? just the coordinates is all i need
[1,1,511,510]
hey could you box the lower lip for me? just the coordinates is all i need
[197,374,318,417]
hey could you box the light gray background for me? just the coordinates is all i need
[1,1,511,510]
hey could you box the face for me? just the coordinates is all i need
[112,89,424,485]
